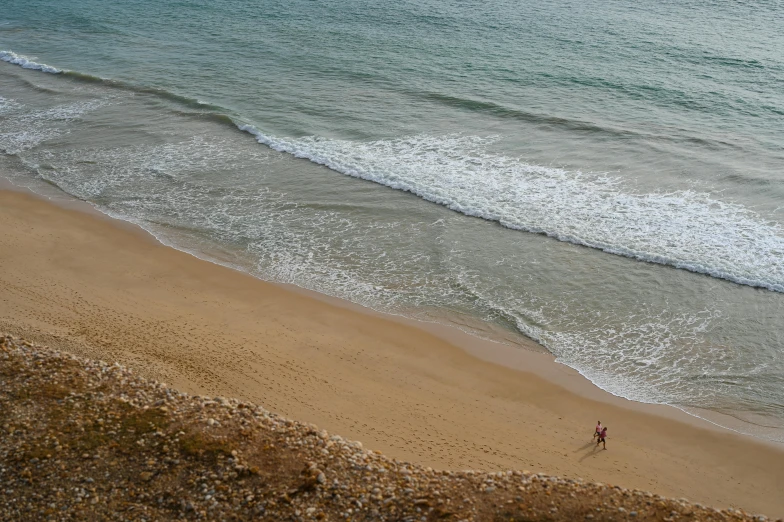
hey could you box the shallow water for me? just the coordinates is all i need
[1,0,783,441]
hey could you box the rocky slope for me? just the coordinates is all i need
[0,334,775,522]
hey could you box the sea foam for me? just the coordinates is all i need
[239,127,784,293]
[0,99,109,154]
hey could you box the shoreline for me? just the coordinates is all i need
[1,179,772,444]
[2,185,784,516]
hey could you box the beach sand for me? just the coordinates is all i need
[1,188,783,517]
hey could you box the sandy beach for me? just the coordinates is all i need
[1,188,783,517]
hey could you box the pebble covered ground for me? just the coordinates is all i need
[0,334,777,522]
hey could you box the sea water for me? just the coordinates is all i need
[1,0,783,441]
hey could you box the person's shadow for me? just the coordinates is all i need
[577,440,604,462]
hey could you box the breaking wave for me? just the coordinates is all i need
[239,127,784,293]
[0,50,61,74]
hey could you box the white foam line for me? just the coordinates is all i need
[238,125,784,293]
[0,50,61,74]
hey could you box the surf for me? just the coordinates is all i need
[3,50,783,294]
[0,50,61,74]
[238,127,784,293]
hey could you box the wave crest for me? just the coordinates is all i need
[239,127,784,293]
[0,50,61,74]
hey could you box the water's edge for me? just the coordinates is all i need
[3,177,781,449]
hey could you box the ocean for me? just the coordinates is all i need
[2,0,783,441]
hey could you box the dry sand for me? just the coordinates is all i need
[1,188,783,517]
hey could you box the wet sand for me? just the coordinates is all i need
[1,188,783,517]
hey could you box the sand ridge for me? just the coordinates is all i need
[1,189,783,517]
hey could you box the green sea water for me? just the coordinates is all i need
[2,0,784,441]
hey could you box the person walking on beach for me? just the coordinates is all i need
[596,427,608,450]
[593,421,602,441]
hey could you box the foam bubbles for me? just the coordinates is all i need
[0,99,108,154]
[0,96,21,115]
[521,307,723,405]
[239,128,784,293]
